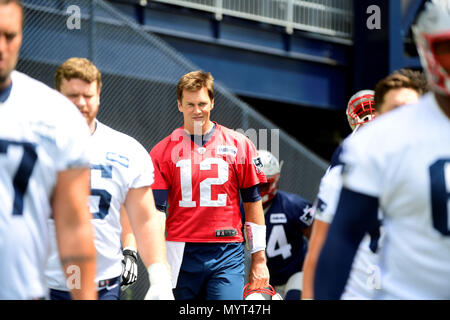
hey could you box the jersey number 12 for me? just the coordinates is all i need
[177,158,228,207]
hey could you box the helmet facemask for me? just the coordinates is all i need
[413,0,450,96]
[346,90,376,131]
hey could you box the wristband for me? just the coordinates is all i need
[244,222,266,254]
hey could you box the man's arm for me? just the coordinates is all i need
[124,186,173,299]
[52,167,97,300]
[314,187,379,299]
[301,219,330,299]
[120,206,138,288]
[121,206,137,249]
[125,186,167,268]
[243,200,270,290]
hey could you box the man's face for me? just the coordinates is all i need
[0,2,23,89]
[177,86,214,135]
[59,78,100,132]
[379,88,420,114]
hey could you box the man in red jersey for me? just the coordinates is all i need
[150,70,269,300]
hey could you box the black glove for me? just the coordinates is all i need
[121,247,138,290]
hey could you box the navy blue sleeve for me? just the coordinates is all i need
[314,187,379,299]
[152,189,169,213]
[329,144,344,170]
[240,185,261,202]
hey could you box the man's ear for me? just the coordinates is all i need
[177,100,183,112]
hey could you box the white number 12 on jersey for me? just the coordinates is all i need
[177,158,229,207]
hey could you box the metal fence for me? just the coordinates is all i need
[19,0,328,299]
[150,0,353,37]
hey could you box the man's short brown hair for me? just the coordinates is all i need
[374,69,429,111]
[55,57,102,92]
[177,70,214,102]
[0,0,24,26]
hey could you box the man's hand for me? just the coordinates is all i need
[248,250,270,290]
[121,247,138,290]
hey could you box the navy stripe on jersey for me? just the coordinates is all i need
[189,123,216,147]
[240,185,261,202]
[329,144,344,170]
[153,189,169,213]
[314,187,379,299]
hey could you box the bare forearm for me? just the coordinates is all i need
[133,216,167,267]
[53,168,97,300]
[121,206,137,249]
[125,187,168,268]
[58,223,97,299]
[302,220,330,299]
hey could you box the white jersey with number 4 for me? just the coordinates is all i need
[46,121,153,291]
[340,93,450,299]
[45,120,154,291]
[0,71,90,299]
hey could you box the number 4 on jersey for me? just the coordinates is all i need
[266,225,292,259]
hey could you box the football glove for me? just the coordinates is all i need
[121,247,138,290]
[144,263,174,300]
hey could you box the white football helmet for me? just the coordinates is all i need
[412,0,450,96]
[243,284,283,300]
[346,90,376,131]
[258,150,283,206]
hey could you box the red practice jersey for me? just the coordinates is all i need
[150,123,266,243]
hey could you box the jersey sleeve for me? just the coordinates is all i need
[53,96,90,171]
[340,130,383,198]
[128,140,154,189]
[235,136,267,189]
[313,165,343,224]
[149,141,171,190]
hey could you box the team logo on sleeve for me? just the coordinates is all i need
[300,205,314,226]
[252,156,264,173]
[313,198,328,220]
[106,152,129,168]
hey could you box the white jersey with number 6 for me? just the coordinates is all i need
[0,71,90,299]
[45,120,154,291]
[341,93,450,299]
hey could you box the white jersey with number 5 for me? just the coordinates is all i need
[340,93,450,299]
[45,120,154,291]
[0,71,90,299]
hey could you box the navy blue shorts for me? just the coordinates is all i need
[174,242,245,300]
[49,276,121,300]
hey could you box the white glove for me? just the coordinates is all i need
[144,263,174,300]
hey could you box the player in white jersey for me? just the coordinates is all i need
[0,0,96,300]
[45,57,173,300]
[302,70,427,299]
[314,0,450,299]
[302,89,377,300]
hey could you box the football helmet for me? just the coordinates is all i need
[346,90,376,131]
[258,150,283,206]
[412,0,450,96]
[243,284,283,300]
